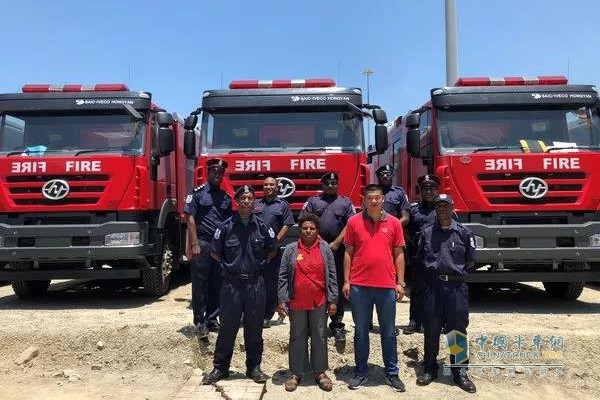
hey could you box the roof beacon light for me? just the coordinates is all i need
[455,76,568,87]
[22,83,130,93]
[229,78,336,90]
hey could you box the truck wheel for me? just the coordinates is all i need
[142,239,173,296]
[543,262,585,300]
[10,262,51,299]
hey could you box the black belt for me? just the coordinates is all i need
[225,272,259,280]
[437,274,464,282]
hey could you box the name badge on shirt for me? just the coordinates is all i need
[296,254,304,261]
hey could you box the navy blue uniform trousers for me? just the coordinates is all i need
[214,275,266,371]
[191,252,222,327]
[262,250,281,321]
[422,279,469,375]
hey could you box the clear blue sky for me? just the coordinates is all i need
[2,0,599,145]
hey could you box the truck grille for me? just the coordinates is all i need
[228,171,326,209]
[477,172,585,205]
[4,174,109,206]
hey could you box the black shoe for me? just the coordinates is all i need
[196,324,209,339]
[246,367,268,383]
[403,320,418,335]
[263,319,271,329]
[333,328,346,342]
[348,375,368,390]
[454,374,476,393]
[202,368,229,385]
[416,371,438,386]
[385,374,406,392]
[207,321,220,332]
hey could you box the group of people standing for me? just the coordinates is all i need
[184,158,476,394]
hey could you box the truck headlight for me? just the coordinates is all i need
[590,234,600,247]
[474,235,485,248]
[104,232,141,246]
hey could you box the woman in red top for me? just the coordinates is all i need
[277,213,338,392]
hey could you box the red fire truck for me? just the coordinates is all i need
[374,76,600,299]
[0,84,190,297]
[181,78,388,215]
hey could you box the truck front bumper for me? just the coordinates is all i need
[466,221,600,264]
[0,221,151,262]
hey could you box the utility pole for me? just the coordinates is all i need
[362,68,374,148]
[445,0,458,86]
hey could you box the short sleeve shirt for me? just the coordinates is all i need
[383,185,411,218]
[300,194,355,242]
[253,197,295,235]
[344,211,405,289]
[184,184,232,247]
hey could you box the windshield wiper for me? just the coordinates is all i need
[471,146,523,153]
[74,148,116,156]
[228,149,272,154]
[546,145,600,153]
[297,147,328,154]
[6,149,66,156]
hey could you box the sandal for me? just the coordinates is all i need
[315,372,333,392]
[285,375,301,392]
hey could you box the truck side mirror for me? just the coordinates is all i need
[405,113,420,129]
[372,109,388,125]
[184,115,198,130]
[375,125,388,154]
[156,112,174,127]
[184,130,196,159]
[158,127,175,156]
[407,128,421,157]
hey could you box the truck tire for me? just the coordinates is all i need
[142,239,173,296]
[543,262,585,300]
[9,262,51,299]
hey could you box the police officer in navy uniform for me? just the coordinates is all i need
[375,164,410,225]
[202,185,278,385]
[254,176,295,328]
[416,194,477,393]
[185,158,232,338]
[299,171,355,342]
[403,174,441,334]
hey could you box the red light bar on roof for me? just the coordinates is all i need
[22,83,130,93]
[229,78,336,89]
[455,76,568,87]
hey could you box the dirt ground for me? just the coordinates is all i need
[1,273,599,399]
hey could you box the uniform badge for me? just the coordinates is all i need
[214,228,221,239]
[470,237,475,248]
[185,194,193,204]
[302,201,308,210]
[296,254,304,261]
[268,227,275,238]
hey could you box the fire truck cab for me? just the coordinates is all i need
[376,76,600,299]
[182,78,388,216]
[0,84,190,297]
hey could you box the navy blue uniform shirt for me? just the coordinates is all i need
[184,184,232,249]
[383,185,410,218]
[210,214,279,275]
[409,202,437,238]
[253,197,294,237]
[417,220,476,276]
[300,194,355,243]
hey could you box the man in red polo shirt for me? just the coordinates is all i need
[343,184,406,392]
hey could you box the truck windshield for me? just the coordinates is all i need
[0,112,146,156]
[201,111,364,154]
[437,106,600,154]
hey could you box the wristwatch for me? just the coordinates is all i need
[398,281,406,288]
